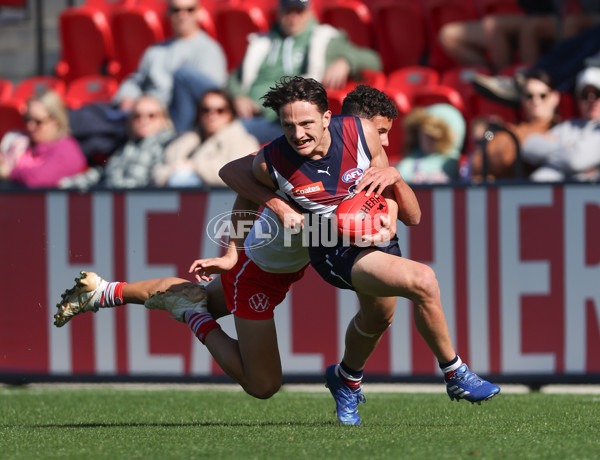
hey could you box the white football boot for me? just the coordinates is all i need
[145,283,208,322]
[54,271,107,327]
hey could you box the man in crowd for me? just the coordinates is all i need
[227,0,382,144]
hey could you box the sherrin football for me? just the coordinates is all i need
[335,190,389,241]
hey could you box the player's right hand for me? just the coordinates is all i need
[189,254,237,283]
[268,198,304,230]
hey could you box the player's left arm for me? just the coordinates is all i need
[358,119,421,227]
[189,194,258,282]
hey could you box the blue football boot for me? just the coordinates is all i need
[446,364,501,404]
[324,364,366,425]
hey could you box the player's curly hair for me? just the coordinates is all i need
[341,85,399,121]
[261,76,329,117]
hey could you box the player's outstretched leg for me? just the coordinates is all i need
[145,283,208,321]
[445,364,500,404]
[324,364,366,425]
[54,271,107,327]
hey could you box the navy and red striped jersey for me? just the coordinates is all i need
[263,115,372,216]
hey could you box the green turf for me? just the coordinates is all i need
[1,386,599,459]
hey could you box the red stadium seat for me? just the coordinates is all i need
[371,0,428,73]
[411,84,467,115]
[56,4,120,83]
[441,66,491,123]
[387,66,441,93]
[81,0,136,10]
[425,0,479,71]
[382,87,412,164]
[325,68,388,114]
[197,6,217,39]
[0,78,14,104]
[320,0,373,48]
[238,0,278,22]
[13,77,67,109]
[65,75,120,109]
[110,2,167,81]
[214,4,270,72]
[477,0,524,16]
[0,102,26,140]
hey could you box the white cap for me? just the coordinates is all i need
[575,67,600,93]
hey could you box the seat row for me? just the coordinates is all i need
[55,0,527,85]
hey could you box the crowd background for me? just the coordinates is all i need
[1,0,599,189]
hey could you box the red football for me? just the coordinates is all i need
[335,190,389,242]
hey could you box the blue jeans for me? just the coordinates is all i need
[240,117,284,145]
[169,64,220,133]
[532,25,600,93]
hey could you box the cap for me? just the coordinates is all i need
[279,0,310,10]
[575,67,600,93]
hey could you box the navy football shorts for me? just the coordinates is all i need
[308,236,402,291]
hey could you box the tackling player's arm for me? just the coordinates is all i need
[358,119,421,227]
[189,194,257,282]
[220,151,304,229]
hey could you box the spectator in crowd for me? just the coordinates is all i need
[472,23,600,106]
[440,1,600,74]
[152,89,260,187]
[395,103,466,184]
[112,0,227,133]
[520,66,600,181]
[467,69,561,181]
[59,95,176,190]
[0,90,86,188]
[227,0,382,144]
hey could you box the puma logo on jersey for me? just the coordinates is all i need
[317,166,330,176]
[292,181,325,196]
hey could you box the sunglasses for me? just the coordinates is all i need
[525,92,549,101]
[24,115,51,127]
[170,6,196,14]
[580,88,600,101]
[132,112,161,120]
[200,106,229,115]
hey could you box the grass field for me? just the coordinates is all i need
[1,385,599,459]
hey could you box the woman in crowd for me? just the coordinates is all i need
[59,94,176,190]
[396,103,466,184]
[0,90,86,188]
[468,69,561,181]
[153,89,259,187]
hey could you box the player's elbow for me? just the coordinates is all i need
[401,210,421,226]
[218,162,234,186]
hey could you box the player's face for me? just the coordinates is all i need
[279,100,331,158]
[369,115,393,147]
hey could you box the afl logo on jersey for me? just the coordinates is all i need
[342,167,363,183]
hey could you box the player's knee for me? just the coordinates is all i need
[411,264,440,303]
[355,312,393,336]
[244,380,281,400]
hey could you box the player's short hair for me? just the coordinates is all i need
[341,85,399,121]
[261,76,329,118]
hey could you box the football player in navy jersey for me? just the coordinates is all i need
[52,84,406,413]
[234,76,500,424]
